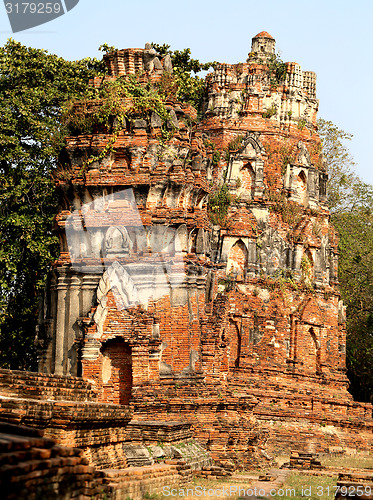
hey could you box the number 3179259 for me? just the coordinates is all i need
[5,3,62,14]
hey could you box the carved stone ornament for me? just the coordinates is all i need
[93,262,139,337]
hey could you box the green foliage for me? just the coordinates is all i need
[98,43,117,54]
[63,74,175,169]
[212,151,221,166]
[218,272,236,292]
[172,67,206,110]
[267,53,287,87]
[151,43,217,111]
[279,143,296,174]
[0,39,105,369]
[300,254,313,289]
[208,183,232,224]
[318,118,373,213]
[151,44,216,73]
[227,135,243,151]
[297,118,307,130]
[262,103,277,118]
[267,188,303,226]
[333,210,373,402]
[65,74,171,132]
[319,118,373,402]
[272,268,298,291]
[223,135,244,163]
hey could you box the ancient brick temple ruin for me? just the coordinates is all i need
[2,32,372,479]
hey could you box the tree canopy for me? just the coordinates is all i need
[0,39,105,369]
[318,119,373,214]
[318,118,373,402]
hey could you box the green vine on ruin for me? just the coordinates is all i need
[203,138,222,167]
[267,53,287,87]
[208,183,233,225]
[62,74,175,173]
[151,43,218,113]
[300,254,314,290]
[278,143,297,174]
[262,104,277,119]
[266,187,303,227]
[224,135,244,162]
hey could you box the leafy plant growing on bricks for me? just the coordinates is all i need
[262,103,277,118]
[208,183,233,224]
[151,43,217,111]
[300,254,313,289]
[267,53,287,86]
[266,187,303,226]
[62,74,174,170]
[297,118,307,130]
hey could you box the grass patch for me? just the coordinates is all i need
[321,454,373,469]
[153,477,250,499]
[271,472,338,499]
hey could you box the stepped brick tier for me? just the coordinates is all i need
[281,451,322,470]
[0,422,191,500]
[336,472,373,500]
[0,422,101,499]
[33,32,373,466]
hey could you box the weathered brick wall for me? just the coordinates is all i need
[130,383,269,470]
[97,461,192,500]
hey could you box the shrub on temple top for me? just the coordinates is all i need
[151,43,217,112]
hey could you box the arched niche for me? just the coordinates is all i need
[296,170,307,205]
[146,182,167,208]
[181,185,194,209]
[165,181,183,208]
[188,228,198,253]
[228,134,265,198]
[228,320,242,369]
[195,190,207,209]
[175,224,188,253]
[93,262,139,336]
[299,326,321,375]
[309,327,322,375]
[301,248,314,285]
[148,225,175,255]
[239,162,255,199]
[104,226,132,257]
[227,239,248,279]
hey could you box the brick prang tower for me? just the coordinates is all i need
[36,34,373,465]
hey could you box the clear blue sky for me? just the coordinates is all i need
[1,0,372,183]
